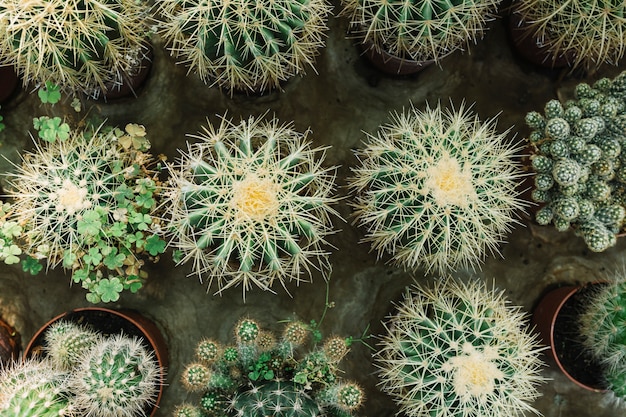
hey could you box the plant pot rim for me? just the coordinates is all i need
[357,39,445,76]
[24,306,168,417]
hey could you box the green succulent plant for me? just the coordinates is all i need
[339,0,502,63]
[155,0,331,94]
[176,317,363,417]
[349,102,525,274]
[164,114,340,298]
[375,278,546,417]
[513,0,626,71]
[1,122,166,303]
[0,0,151,98]
[526,71,626,252]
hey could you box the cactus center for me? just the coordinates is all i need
[54,179,91,214]
[424,155,476,207]
[443,343,504,399]
[231,174,279,220]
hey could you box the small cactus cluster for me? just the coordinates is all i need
[0,320,162,417]
[340,0,501,62]
[578,275,626,400]
[2,123,166,303]
[174,317,363,417]
[375,278,546,417]
[526,71,626,252]
[154,0,331,94]
[349,102,525,274]
[164,114,340,298]
[514,0,626,70]
[0,0,151,97]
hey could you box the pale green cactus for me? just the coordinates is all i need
[44,321,100,370]
[349,102,525,274]
[375,278,546,417]
[164,114,341,299]
[154,0,331,94]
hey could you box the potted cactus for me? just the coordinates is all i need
[0,121,167,303]
[174,317,364,417]
[510,0,626,71]
[339,0,502,75]
[164,113,341,299]
[525,71,626,252]
[154,0,331,94]
[0,0,152,99]
[375,278,546,417]
[348,102,525,274]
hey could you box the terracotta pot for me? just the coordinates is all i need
[0,317,21,364]
[532,284,607,392]
[100,44,154,101]
[24,307,169,417]
[0,64,19,104]
[358,41,436,76]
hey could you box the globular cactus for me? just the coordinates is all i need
[0,359,72,417]
[44,321,100,370]
[340,0,501,62]
[0,0,150,97]
[513,0,626,70]
[165,114,340,299]
[375,278,546,417]
[526,71,626,252]
[4,123,166,303]
[154,0,331,94]
[349,102,525,274]
[230,380,322,417]
[69,334,162,417]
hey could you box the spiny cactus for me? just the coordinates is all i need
[165,114,340,299]
[3,123,166,303]
[0,359,72,417]
[44,321,100,370]
[155,0,331,94]
[375,278,546,417]
[340,0,501,62]
[230,380,322,417]
[513,0,626,70]
[69,333,161,417]
[0,0,150,97]
[526,71,626,252]
[349,102,525,274]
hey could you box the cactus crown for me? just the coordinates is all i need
[0,0,150,97]
[349,102,524,274]
[514,0,626,70]
[155,0,331,94]
[177,317,363,417]
[340,0,501,62]
[527,71,626,252]
[165,114,340,299]
[375,278,545,417]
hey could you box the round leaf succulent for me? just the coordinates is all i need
[164,114,341,298]
[349,102,525,274]
[155,0,331,94]
[375,278,546,417]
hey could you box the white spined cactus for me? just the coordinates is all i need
[375,278,546,417]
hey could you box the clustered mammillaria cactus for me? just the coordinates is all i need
[527,71,626,252]
[174,317,363,417]
[349,102,525,274]
[375,278,546,417]
[165,114,340,298]
[0,0,150,97]
[154,0,331,94]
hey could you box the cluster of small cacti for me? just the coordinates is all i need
[375,278,546,417]
[2,122,166,303]
[513,0,626,70]
[349,102,525,274]
[526,71,626,252]
[0,320,162,417]
[0,0,150,97]
[164,114,340,298]
[174,317,363,417]
[154,0,331,94]
[578,277,626,399]
[340,0,501,62]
